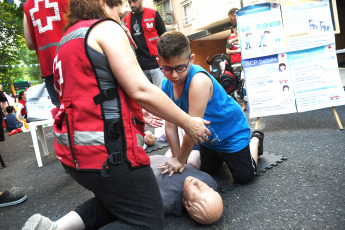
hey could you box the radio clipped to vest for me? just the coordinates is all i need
[93,88,117,105]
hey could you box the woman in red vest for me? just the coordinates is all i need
[16,91,27,120]
[22,0,210,229]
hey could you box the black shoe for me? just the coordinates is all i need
[251,130,264,156]
[0,191,27,208]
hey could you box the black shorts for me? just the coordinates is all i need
[199,144,257,184]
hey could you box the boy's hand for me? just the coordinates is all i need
[159,157,185,177]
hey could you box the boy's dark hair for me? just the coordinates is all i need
[157,31,191,60]
[228,8,238,16]
[6,105,15,114]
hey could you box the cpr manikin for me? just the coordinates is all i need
[183,176,223,225]
[144,130,156,146]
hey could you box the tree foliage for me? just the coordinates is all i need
[0,1,42,93]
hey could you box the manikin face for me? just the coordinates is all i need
[158,54,194,86]
[183,176,223,225]
[144,131,156,146]
[183,176,212,206]
[128,0,143,13]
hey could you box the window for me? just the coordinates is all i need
[182,0,193,26]
[157,0,174,25]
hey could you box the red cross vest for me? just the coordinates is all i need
[52,19,150,173]
[24,0,68,78]
[123,7,159,57]
[19,99,27,117]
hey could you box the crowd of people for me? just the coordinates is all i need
[0,1,265,229]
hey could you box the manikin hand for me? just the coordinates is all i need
[143,109,164,128]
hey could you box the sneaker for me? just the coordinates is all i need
[0,191,27,208]
[251,130,264,156]
[22,214,58,230]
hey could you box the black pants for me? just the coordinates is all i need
[199,144,257,184]
[63,161,164,230]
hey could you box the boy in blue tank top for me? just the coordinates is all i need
[157,31,264,184]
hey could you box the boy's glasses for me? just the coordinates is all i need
[160,57,191,74]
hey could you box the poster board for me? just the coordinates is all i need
[26,83,55,122]
[237,1,345,118]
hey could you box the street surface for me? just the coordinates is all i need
[1,103,344,229]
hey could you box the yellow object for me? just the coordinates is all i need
[23,119,29,130]
[11,84,16,98]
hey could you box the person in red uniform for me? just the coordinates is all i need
[16,91,27,120]
[21,0,210,229]
[23,0,69,107]
[123,0,166,88]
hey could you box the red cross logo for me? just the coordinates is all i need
[29,0,61,34]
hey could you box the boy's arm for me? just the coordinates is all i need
[162,72,212,176]
[177,72,212,163]
[15,113,23,122]
[15,115,23,123]
[165,120,180,157]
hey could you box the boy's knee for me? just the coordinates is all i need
[200,161,223,175]
[233,172,255,184]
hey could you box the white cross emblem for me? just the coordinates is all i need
[29,0,61,34]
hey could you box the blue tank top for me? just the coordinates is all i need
[162,64,250,153]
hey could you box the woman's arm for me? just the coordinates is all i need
[88,21,210,144]
[23,14,35,50]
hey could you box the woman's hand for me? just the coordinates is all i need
[184,117,211,145]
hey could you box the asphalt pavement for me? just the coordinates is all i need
[1,101,344,229]
[1,68,345,229]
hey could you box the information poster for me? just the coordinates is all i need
[237,1,345,118]
[280,0,335,52]
[288,44,345,112]
[26,83,54,121]
[243,53,297,117]
[237,3,287,60]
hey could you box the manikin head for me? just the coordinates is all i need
[144,131,156,146]
[183,176,223,225]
